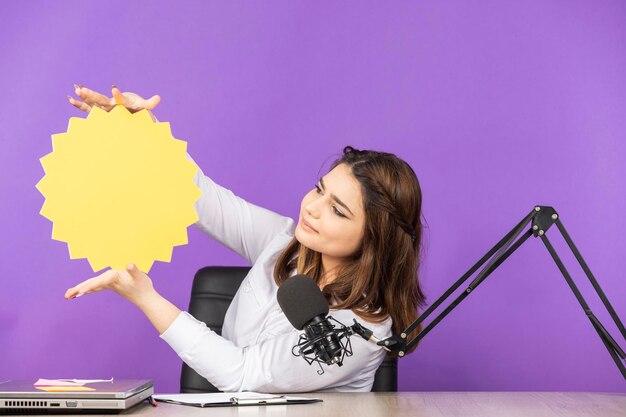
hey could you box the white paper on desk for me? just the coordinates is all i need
[34,379,84,387]
[59,378,114,384]
[152,392,279,405]
[34,378,114,386]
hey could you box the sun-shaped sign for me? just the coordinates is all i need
[36,105,201,273]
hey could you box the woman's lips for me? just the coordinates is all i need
[301,217,319,233]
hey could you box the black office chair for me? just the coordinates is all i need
[180,266,398,393]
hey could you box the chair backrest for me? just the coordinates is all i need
[180,266,397,393]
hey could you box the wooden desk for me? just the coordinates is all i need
[115,392,626,417]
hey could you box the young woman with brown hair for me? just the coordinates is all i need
[64,86,426,392]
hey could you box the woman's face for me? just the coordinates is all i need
[295,163,366,267]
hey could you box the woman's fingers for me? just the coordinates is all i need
[64,270,120,299]
[110,86,144,112]
[65,278,97,299]
[75,86,115,110]
[111,86,126,106]
[111,86,161,112]
[144,95,161,110]
[67,96,92,113]
[68,85,161,114]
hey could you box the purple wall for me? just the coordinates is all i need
[1,1,625,393]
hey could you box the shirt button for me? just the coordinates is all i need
[242,283,251,292]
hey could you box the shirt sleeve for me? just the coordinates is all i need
[160,311,388,393]
[191,161,295,264]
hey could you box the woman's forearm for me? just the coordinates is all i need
[134,291,181,335]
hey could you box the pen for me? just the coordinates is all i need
[147,396,158,407]
[232,396,286,405]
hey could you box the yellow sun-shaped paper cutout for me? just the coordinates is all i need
[36,105,201,273]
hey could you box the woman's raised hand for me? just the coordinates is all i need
[68,85,161,114]
[64,264,156,307]
[64,264,182,334]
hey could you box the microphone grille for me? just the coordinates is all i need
[277,275,329,330]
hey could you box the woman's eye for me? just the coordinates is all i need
[314,184,322,194]
[332,206,346,218]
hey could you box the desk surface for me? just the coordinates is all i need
[114,392,626,417]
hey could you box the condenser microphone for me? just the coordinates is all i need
[277,275,354,372]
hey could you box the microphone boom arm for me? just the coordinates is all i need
[362,205,626,380]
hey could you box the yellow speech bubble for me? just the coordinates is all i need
[36,106,201,273]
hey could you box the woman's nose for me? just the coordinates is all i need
[305,196,323,219]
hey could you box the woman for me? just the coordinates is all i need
[65,86,426,392]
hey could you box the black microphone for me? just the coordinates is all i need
[277,275,354,373]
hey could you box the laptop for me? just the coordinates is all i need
[0,379,153,414]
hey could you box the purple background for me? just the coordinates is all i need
[1,1,625,393]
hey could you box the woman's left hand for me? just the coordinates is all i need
[65,264,155,306]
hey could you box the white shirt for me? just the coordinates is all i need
[160,165,392,393]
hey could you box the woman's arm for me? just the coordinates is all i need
[192,166,294,264]
[160,309,389,392]
[65,262,389,392]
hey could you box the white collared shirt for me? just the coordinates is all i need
[159,166,392,392]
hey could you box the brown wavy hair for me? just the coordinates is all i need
[274,146,426,354]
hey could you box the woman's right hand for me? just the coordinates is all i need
[68,85,161,114]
